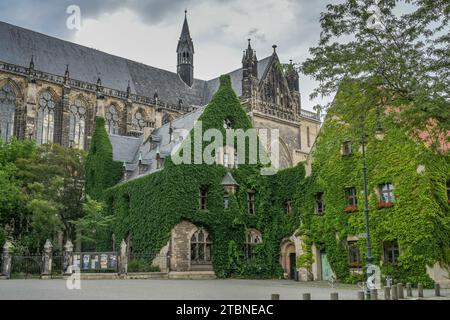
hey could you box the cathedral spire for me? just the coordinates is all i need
[242,39,258,98]
[177,10,194,87]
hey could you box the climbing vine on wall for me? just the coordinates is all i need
[104,75,305,278]
[299,79,450,287]
[85,117,123,201]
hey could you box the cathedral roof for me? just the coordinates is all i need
[0,21,272,107]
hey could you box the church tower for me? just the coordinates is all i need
[242,39,258,98]
[177,10,194,87]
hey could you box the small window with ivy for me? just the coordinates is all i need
[447,180,450,204]
[378,183,395,208]
[199,187,208,210]
[348,241,361,268]
[315,192,324,214]
[341,141,352,156]
[224,193,230,209]
[344,187,358,212]
[285,200,293,215]
[247,190,256,215]
[244,229,262,260]
[383,241,400,265]
[223,118,232,130]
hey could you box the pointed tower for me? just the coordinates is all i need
[285,59,301,114]
[242,39,258,98]
[177,10,194,87]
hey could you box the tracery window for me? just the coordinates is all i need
[0,84,16,143]
[245,229,262,259]
[69,99,86,149]
[132,112,146,132]
[190,229,212,264]
[37,91,56,144]
[105,105,119,134]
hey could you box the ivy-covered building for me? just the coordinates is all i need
[89,75,307,279]
[299,81,450,287]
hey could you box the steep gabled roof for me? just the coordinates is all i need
[0,21,274,107]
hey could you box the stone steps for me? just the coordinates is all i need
[168,271,216,280]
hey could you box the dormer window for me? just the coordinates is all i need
[223,119,232,129]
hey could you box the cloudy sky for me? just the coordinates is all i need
[0,0,339,111]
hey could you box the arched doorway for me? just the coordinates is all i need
[280,240,296,280]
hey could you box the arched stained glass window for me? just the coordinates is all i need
[0,84,16,143]
[69,99,86,149]
[105,105,119,134]
[190,228,212,264]
[37,91,56,144]
[132,112,145,132]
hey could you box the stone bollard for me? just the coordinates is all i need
[118,239,128,275]
[370,288,378,300]
[417,283,424,298]
[384,286,391,300]
[63,240,74,275]
[302,293,311,300]
[406,283,412,297]
[397,283,404,299]
[357,291,365,300]
[1,242,13,279]
[271,294,280,300]
[41,239,53,278]
[330,292,339,300]
[434,283,440,297]
[391,285,398,300]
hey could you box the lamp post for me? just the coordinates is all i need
[360,101,384,300]
[360,122,374,300]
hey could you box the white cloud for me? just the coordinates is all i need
[67,1,332,110]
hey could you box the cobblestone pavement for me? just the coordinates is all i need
[0,279,448,300]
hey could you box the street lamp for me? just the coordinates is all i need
[360,102,384,300]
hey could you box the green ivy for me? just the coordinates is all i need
[300,80,450,287]
[103,75,304,278]
[85,117,123,201]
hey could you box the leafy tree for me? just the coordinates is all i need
[15,144,86,244]
[301,0,449,150]
[71,196,115,251]
[27,199,62,250]
[0,139,36,244]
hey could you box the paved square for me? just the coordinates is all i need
[0,279,448,300]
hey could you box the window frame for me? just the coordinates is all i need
[383,241,400,265]
[347,241,362,268]
[247,190,256,215]
[378,183,395,207]
[223,193,230,209]
[69,99,86,150]
[345,187,358,207]
[341,141,353,156]
[315,192,324,215]
[190,229,212,264]
[199,188,208,210]
[244,229,263,260]
[0,84,16,143]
